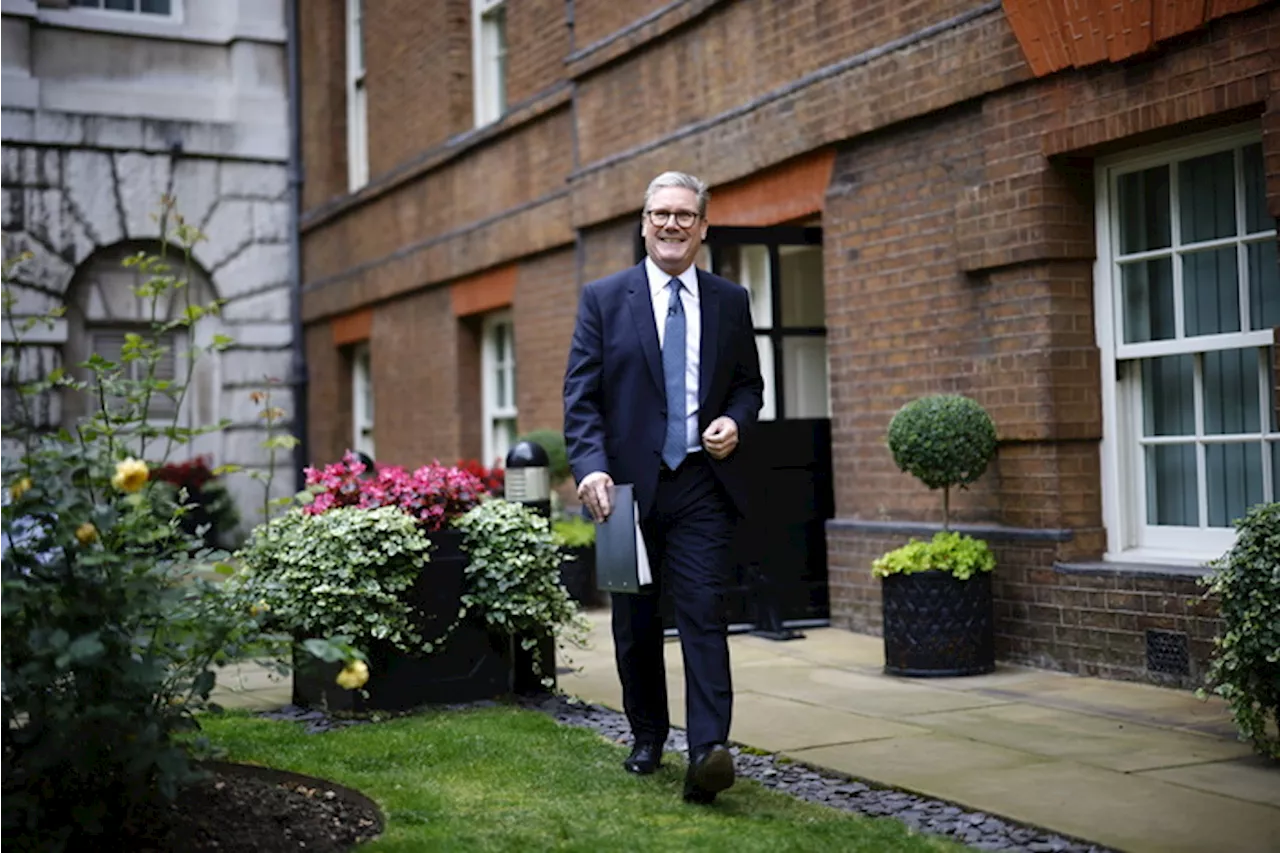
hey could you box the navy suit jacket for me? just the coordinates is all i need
[563,262,765,520]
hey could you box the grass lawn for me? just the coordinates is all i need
[200,705,961,852]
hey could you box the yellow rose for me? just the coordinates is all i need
[112,458,149,493]
[9,477,32,500]
[335,660,370,691]
[75,522,98,544]
[249,601,271,617]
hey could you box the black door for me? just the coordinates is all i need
[640,226,835,630]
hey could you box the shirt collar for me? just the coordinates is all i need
[645,256,699,299]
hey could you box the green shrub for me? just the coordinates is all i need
[517,429,570,486]
[0,220,311,848]
[1199,502,1280,760]
[871,530,996,580]
[887,394,997,529]
[553,515,596,548]
[454,499,589,683]
[228,506,434,654]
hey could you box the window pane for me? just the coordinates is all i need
[1145,444,1198,526]
[720,246,772,329]
[1273,443,1280,500]
[1206,443,1264,528]
[1142,354,1194,436]
[496,364,507,408]
[756,335,776,422]
[1122,258,1175,343]
[781,336,830,419]
[779,246,824,327]
[1118,165,1170,254]
[1179,150,1236,244]
[1243,143,1268,235]
[1203,348,1260,435]
[104,0,133,10]
[140,0,170,13]
[70,0,102,7]
[1182,247,1240,336]
[1269,349,1277,432]
[1247,239,1280,330]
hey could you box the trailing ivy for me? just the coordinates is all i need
[1199,502,1280,761]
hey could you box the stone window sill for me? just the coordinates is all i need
[1053,561,1212,582]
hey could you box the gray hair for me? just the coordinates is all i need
[643,171,710,218]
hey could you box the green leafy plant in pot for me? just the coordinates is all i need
[874,394,998,677]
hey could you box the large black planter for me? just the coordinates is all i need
[881,569,995,677]
[292,528,555,712]
[559,545,600,608]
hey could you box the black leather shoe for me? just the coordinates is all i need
[623,741,663,775]
[683,744,735,804]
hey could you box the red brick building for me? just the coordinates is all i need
[295,0,1279,688]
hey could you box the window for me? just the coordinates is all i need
[710,231,830,422]
[69,0,174,15]
[482,313,516,468]
[352,343,374,458]
[472,0,507,126]
[346,0,369,191]
[90,328,181,419]
[1096,127,1279,564]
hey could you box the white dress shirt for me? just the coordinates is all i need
[645,256,701,454]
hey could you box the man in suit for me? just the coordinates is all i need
[563,171,764,804]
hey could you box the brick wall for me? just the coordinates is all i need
[506,0,571,104]
[368,286,461,467]
[304,323,353,466]
[365,0,473,178]
[513,248,576,433]
[299,0,348,210]
[571,0,674,51]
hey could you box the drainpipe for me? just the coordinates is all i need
[285,0,310,486]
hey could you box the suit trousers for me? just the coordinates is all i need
[611,451,734,751]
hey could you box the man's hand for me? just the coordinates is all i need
[578,471,615,522]
[701,416,739,460]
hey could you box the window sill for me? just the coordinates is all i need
[1053,560,1212,582]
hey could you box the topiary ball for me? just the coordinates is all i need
[887,394,997,491]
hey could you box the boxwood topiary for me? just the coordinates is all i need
[1199,502,1280,760]
[887,394,997,529]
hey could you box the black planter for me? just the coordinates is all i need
[559,545,600,608]
[291,528,554,712]
[881,569,995,677]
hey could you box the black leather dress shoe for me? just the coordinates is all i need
[683,744,735,804]
[623,741,663,775]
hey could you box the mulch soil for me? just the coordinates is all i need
[137,764,381,852]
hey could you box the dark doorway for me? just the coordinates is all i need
[637,225,835,632]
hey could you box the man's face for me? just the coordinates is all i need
[642,187,708,276]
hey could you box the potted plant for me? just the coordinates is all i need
[231,451,587,711]
[873,394,999,677]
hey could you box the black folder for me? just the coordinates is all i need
[594,483,645,594]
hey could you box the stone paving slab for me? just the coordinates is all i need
[1140,756,1280,810]
[728,690,929,752]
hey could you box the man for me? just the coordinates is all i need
[563,171,764,804]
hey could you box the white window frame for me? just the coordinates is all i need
[481,312,516,468]
[1095,124,1277,566]
[352,342,374,458]
[67,0,181,20]
[471,0,507,127]
[346,0,369,192]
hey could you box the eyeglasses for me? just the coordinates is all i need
[645,209,700,229]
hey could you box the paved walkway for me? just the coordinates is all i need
[212,611,1280,853]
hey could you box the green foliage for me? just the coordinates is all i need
[553,514,596,548]
[886,394,997,529]
[1198,502,1280,760]
[0,213,304,848]
[887,395,997,492]
[227,506,434,654]
[454,499,590,683]
[517,428,570,486]
[871,531,996,581]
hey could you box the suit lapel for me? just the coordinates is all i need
[627,264,664,394]
[697,269,719,406]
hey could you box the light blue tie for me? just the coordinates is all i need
[662,278,687,470]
